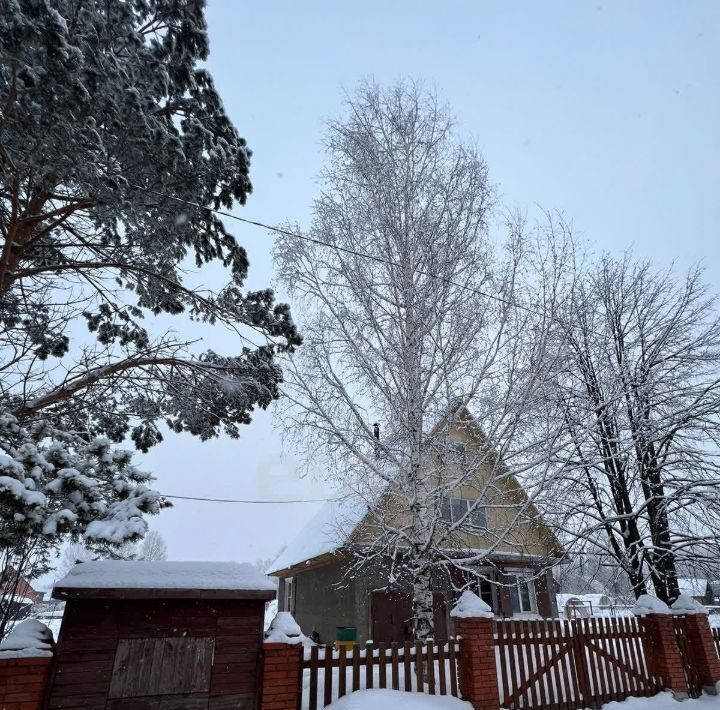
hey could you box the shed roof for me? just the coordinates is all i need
[53,561,276,600]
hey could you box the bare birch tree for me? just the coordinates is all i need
[274,81,572,638]
[543,255,720,604]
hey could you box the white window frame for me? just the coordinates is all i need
[506,571,537,615]
[440,497,488,530]
[284,576,295,614]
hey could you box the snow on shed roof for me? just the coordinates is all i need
[53,561,276,600]
[266,498,368,575]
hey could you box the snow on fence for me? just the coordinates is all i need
[495,617,662,710]
[302,640,460,710]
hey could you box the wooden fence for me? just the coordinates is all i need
[495,617,662,710]
[712,627,720,659]
[302,640,460,710]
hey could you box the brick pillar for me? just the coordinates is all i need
[452,591,500,710]
[634,596,689,700]
[261,611,304,710]
[682,613,720,694]
[261,642,302,710]
[0,656,53,710]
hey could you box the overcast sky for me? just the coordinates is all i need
[134,0,720,570]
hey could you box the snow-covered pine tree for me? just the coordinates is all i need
[274,81,571,639]
[0,0,300,444]
[0,412,166,637]
[0,0,300,636]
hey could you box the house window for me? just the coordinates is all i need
[440,497,487,530]
[447,441,466,462]
[507,573,536,614]
[284,576,295,614]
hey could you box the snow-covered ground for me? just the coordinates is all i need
[327,689,470,710]
[326,689,720,710]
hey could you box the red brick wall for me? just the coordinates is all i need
[260,643,302,710]
[453,617,500,710]
[0,656,52,710]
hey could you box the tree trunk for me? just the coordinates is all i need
[412,564,434,640]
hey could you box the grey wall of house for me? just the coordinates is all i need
[278,560,558,645]
[279,559,360,644]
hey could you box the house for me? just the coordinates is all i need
[1,568,44,606]
[267,405,562,645]
[678,578,712,605]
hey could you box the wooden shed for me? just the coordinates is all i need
[46,561,276,710]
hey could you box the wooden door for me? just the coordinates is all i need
[371,592,448,643]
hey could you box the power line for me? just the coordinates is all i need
[131,185,545,319]
[162,493,333,504]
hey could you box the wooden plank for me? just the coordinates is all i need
[525,620,541,708]
[391,643,400,691]
[533,619,550,708]
[108,638,133,699]
[496,622,510,708]
[509,621,524,709]
[569,617,592,708]
[415,641,424,692]
[324,645,333,707]
[448,638,458,698]
[426,640,436,695]
[437,642,447,696]
[365,641,374,689]
[379,642,387,689]
[619,616,640,696]
[338,646,347,698]
[352,644,361,692]
[553,620,573,710]
[403,642,412,692]
[604,618,623,701]
[309,645,319,710]
[545,620,564,710]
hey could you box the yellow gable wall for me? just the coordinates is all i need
[350,407,561,561]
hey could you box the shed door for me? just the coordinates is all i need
[371,592,448,643]
[108,637,214,700]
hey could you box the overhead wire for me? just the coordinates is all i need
[162,493,334,504]
[131,185,546,320]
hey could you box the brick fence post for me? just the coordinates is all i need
[634,595,689,700]
[451,590,500,710]
[672,595,720,695]
[261,612,304,710]
[0,619,55,710]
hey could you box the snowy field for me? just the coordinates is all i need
[325,689,720,710]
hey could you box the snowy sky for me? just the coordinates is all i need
[132,0,720,570]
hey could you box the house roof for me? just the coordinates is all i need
[266,498,368,576]
[53,561,277,600]
[268,404,562,577]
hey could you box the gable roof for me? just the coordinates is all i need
[268,404,562,577]
[266,499,367,575]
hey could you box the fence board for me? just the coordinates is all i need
[448,638,458,697]
[403,642,412,692]
[391,643,400,691]
[414,641,423,692]
[338,646,347,699]
[378,643,386,689]
[437,642,446,696]
[308,646,319,710]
